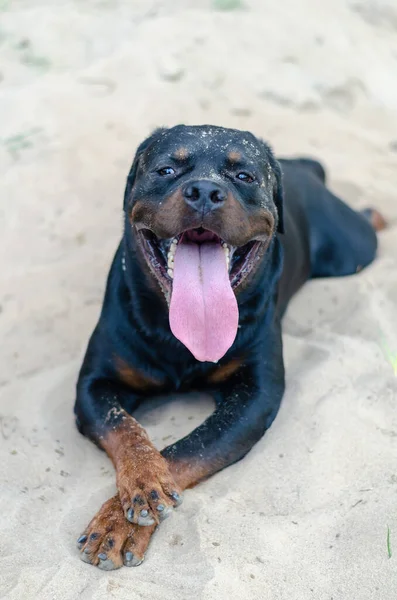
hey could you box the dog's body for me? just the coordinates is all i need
[75,125,385,570]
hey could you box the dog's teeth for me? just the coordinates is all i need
[222,242,228,248]
[167,236,179,276]
[223,245,230,269]
[168,240,178,263]
[167,242,177,270]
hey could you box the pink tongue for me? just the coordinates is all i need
[169,241,239,362]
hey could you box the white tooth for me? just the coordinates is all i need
[222,242,228,248]
[223,246,230,269]
[172,238,178,244]
[167,268,174,279]
[168,243,176,258]
[168,255,174,269]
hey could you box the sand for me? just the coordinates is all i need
[1,0,397,598]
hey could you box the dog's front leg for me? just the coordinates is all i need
[74,377,183,569]
[164,328,285,489]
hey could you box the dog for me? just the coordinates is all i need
[74,124,386,569]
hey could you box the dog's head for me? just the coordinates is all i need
[124,125,284,363]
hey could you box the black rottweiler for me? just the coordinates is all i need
[74,124,386,569]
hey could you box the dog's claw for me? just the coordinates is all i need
[77,535,87,547]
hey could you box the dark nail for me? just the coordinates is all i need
[89,532,99,541]
[107,538,115,548]
[157,504,165,512]
[133,495,145,506]
[158,506,172,521]
[171,491,182,505]
[127,508,134,521]
[140,509,149,517]
[98,552,107,561]
[77,535,87,545]
[125,551,133,562]
[150,490,159,500]
[132,557,143,566]
[84,548,90,554]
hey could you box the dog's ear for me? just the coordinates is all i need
[271,158,284,234]
[259,139,284,234]
[123,128,167,208]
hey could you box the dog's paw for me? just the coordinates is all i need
[77,494,156,570]
[117,453,183,526]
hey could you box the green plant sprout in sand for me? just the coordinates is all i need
[213,0,244,10]
[380,337,397,376]
[2,127,42,160]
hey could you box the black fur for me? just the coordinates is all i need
[75,124,378,480]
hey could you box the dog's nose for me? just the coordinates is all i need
[183,180,227,212]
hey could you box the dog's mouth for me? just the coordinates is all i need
[137,226,263,291]
[136,226,265,364]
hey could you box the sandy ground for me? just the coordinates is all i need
[1,0,397,598]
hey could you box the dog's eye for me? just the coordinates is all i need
[236,172,255,183]
[157,167,175,176]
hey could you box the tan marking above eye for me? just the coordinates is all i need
[173,147,189,160]
[227,151,242,163]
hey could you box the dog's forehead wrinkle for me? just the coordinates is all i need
[140,126,271,181]
[164,125,262,151]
